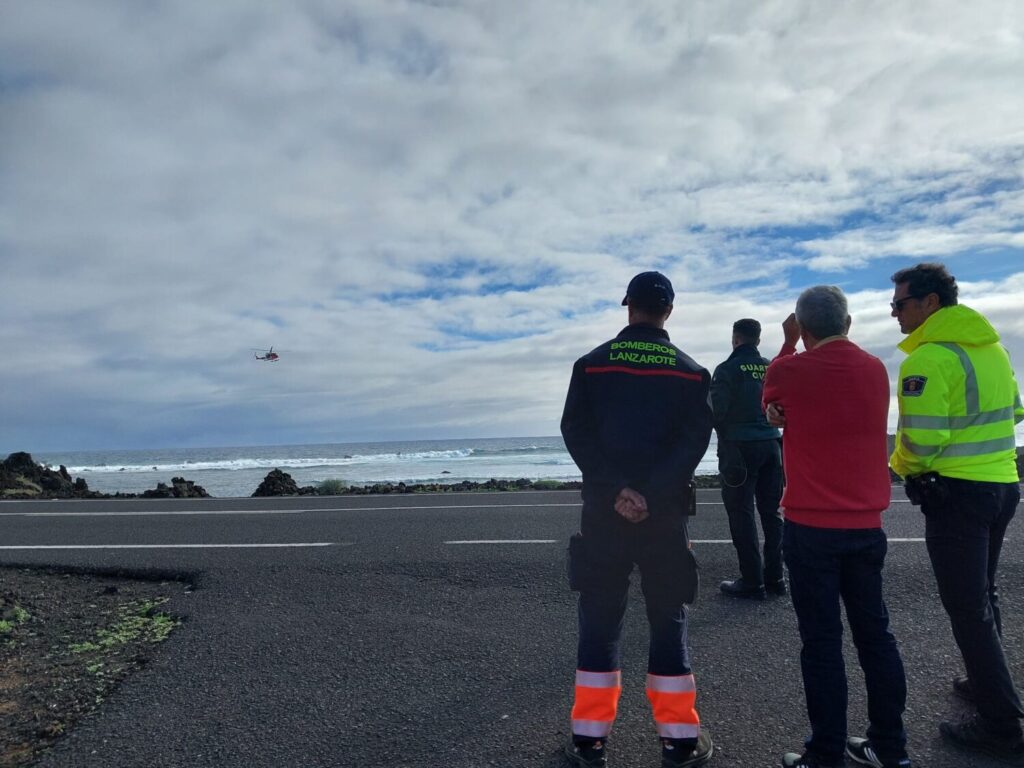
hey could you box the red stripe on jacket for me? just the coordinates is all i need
[585,366,704,381]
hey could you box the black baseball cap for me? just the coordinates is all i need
[622,271,675,308]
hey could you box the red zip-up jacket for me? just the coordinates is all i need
[762,339,891,529]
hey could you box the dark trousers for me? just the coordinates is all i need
[923,477,1024,732]
[784,521,908,763]
[577,528,692,676]
[720,439,784,585]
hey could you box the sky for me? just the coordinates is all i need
[2,0,1023,453]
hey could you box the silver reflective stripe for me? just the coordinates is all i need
[940,436,1017,458]
[572,719,613,737]
[647,674,696,693]
[576,670,621,688]
[900,406,1015,431]
[657,723,702,738]
[935,342,979,413]
[901,434,941,456]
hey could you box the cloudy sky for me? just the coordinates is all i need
[2,0,1023,453]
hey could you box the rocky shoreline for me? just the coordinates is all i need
[3,450,1022,501]
[2,452,598,500]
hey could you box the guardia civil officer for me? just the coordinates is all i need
[561,271,714,768]
[710,319,784,599]
[890,263,1024,764]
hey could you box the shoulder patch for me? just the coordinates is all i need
[902,375,928,397]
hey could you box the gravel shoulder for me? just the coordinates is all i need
[0,567,187,767]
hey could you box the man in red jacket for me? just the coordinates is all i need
[762,286,910,768]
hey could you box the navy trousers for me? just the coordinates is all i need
[719,438,784,585]
[784,521,908,764]
[923,477,1024,733]
[576,526,692,677]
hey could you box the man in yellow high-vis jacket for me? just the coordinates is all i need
[890,262,1024,765]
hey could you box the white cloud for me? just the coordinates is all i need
[1,0,1023,450]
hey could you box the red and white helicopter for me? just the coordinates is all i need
[253,347,280,362]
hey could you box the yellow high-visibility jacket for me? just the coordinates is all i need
[891,304,1023,482]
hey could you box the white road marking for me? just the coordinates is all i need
[6,510,307,517]
[690,538,927,544]
[1,503,584,517]
[691,539,750,544]
[445,539,558,545]
[0,542,346,550]
[3,501,931,517]
[443,538,929,546]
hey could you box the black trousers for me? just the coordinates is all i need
[923,476,1024,732]
[719,438,784,585]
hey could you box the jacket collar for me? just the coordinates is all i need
[898,304,999,354]
[727,343,760,360]
[618,323,670,341]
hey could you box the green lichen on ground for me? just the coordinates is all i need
[0,604,31,635]
[0,568,186,767]
[69,599,178,654]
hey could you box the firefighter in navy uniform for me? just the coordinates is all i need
[561,272,714,768]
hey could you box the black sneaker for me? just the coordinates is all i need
[952,675,976,704]
[566,738,607,767]
[781,751,842,767]
[845,737,911,767]
[662,731,713,767]
[719,578,766,600]
[940,716,1024,765]
[766,578,788,596]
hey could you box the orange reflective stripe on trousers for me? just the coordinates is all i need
[571,670,622,738]
[646,673,700,739]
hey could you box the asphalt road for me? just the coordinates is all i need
[1,488,1022,768]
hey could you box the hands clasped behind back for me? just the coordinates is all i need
[615,487,650,523]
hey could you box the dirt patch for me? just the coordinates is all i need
[0,567,187,767]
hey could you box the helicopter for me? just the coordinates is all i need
[253,347,280,362]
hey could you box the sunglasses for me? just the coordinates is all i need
[890,295,925,312]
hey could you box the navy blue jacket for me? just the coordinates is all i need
[560,324,712,528]
[710,344,780,442]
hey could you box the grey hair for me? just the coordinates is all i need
[795,285,848,340]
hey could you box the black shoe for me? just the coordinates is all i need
[662,731,713,767]
[845,737,911,767]
[766,578,787,596]
[566,739,607,767]
[940,716,1024,765]
[781,752,842,767]
[952,675,976,704]
[719,578,766,600]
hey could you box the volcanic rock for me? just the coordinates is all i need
[141,477,210,498]
[252,468,311,497]
[0,452,96,499]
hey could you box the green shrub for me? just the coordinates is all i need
[317,478,349,496]
[531,479,566,490]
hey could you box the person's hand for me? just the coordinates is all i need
[615,487,649,523]
[782,313,800,347]
[765,402,786,428]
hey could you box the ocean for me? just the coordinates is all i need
[35,436,720,498]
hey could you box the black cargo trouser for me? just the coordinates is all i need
[719,438,784,585]
[923,476,1024,732]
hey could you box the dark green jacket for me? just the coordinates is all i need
[710,344,780,442]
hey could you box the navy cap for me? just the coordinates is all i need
[621,271,675,308]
